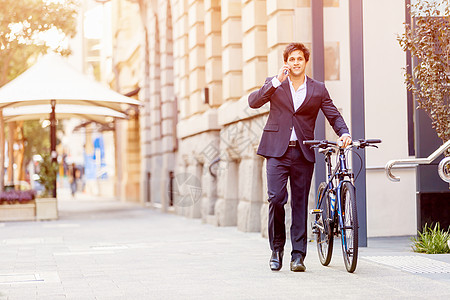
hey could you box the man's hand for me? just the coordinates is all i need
[276,65,290,82]
[338,135,352,148]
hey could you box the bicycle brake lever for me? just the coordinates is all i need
[358,144,378,149]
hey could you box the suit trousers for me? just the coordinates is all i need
[266,144,314,259]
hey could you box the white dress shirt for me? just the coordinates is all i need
[271,76,307,141]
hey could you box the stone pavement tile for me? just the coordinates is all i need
[13,264,36,271]
[37,296,66,300]
[62,280,91,288]
[115,281,148,290]
[36,288,65,296]
[2,288,37,299]
[120,293,153,300]
[59,276,86,283]
[36,292,66,299]
[92,290,125,299]
[96,296,129,300]
[88,282,119,290]
[83,271,106,277]
[58,270,84,277]
[65,292,96,299]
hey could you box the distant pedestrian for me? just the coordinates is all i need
[70,163,78,197]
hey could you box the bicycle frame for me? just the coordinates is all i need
[308,138,380,272]
[315,147,354,238]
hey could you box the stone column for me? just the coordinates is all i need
[174,153,203,219]
[188,0,207,115]
[173,0,190,119]
[160,0,176,211]
[242,0,267,93]
[221,0,242,101]
[148,12,164,206]
[202,1,222,223]
[204,0,222,107]
[266,0,295,75]
[215,157,239,226]
[260,158,269,237]
[188,161,203,218]
[237,153,263,232]
[127,115,141,202]
[238,0,268,232]
[200,132,220,223]
[140,82,152,204]
[139,4,152,205]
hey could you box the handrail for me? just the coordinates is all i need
[385,140,450,182]
[209,157,221,178]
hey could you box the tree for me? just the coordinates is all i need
[0,0,78,183]
[37,152,58,197]
[0,0,78,85]
[22,120,50,167]
[398,0,450,144]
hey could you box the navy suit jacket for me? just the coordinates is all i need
[248,76,350,163]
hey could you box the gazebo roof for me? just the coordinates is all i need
[0,54,141,114]
[2,104,127,124]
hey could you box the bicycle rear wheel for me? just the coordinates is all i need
[340,182,358,273]
[315,182,333,266]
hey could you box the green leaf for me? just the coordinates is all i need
[411,222,450,254]
[400,0,450,144]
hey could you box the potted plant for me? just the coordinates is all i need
[35,153,59,220]
[0,190,36,221]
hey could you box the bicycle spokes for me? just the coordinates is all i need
[313,182,334,266]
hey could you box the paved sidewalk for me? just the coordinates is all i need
[0,191,449,299]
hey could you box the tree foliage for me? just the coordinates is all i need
[0,0,78,86]
[23,120,50,164]
[0,0,78,182]
[398,0,450,143]
[37,152,58,197]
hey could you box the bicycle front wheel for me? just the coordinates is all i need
[340,182,358,273]
[315,182,333,266]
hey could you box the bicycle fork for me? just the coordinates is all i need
[336,181,355,255]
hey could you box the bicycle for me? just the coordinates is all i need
[303,138,381,273]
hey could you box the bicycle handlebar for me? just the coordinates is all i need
[364,139,382,144]
[303,139,382,149]
[303,140,337,146]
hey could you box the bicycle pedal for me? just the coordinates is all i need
[310,209,323,214]
[311,223,319,234]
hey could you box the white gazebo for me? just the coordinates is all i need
[0,53,141,196]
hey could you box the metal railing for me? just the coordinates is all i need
[385,140,450,183]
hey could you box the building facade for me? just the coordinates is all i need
[109,0,429,238]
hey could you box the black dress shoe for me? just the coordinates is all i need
[290,256,306,272]
[269,250,284,271]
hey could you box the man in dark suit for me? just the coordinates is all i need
[248,43,351,272]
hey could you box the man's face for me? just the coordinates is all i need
[285,50,307,77]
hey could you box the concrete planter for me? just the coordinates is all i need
[0,202,36,221]
[35,197,58,221]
